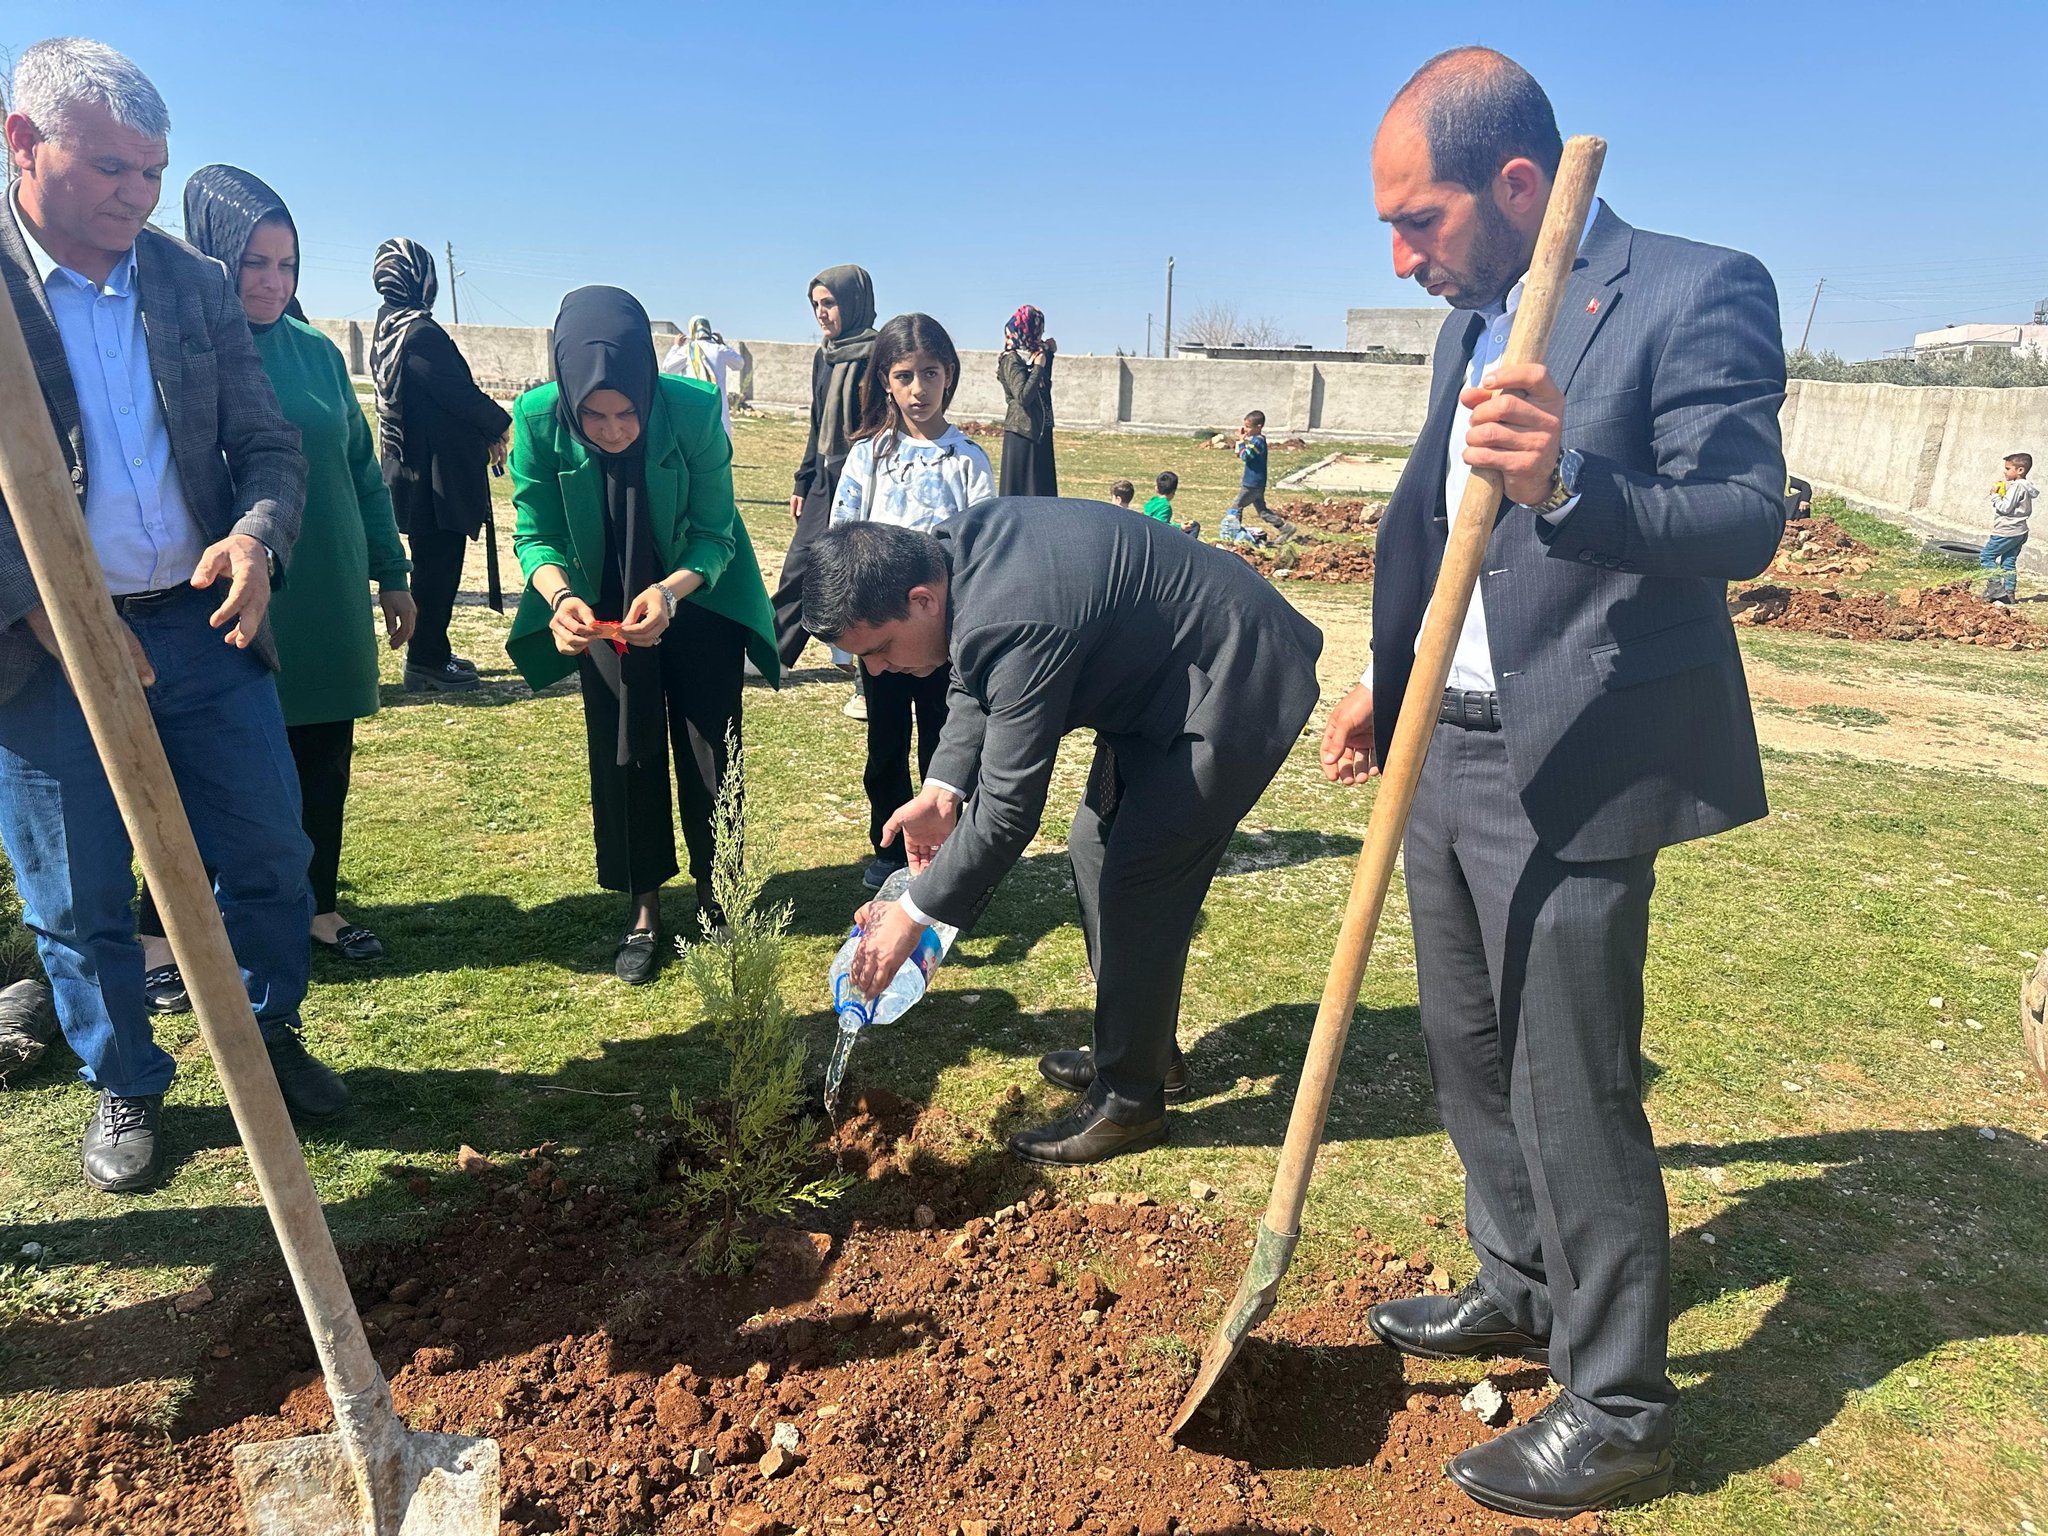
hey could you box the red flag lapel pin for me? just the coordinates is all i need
[1586,298,1600,315]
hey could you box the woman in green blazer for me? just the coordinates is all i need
[507,287,778,982]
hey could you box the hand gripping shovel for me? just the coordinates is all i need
[0,287,497,1532]
[1170,135,1607,1437]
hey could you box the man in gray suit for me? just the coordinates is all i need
[1320,49,1785,1518]
[0,39,344,1194]
[806,502,1322,1163]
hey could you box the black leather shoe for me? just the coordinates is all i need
[1007,1099,1167,1166]
[1038,1046,1192,1104]
[81,1091,166,1192]
[1447,1394,1673,1518]
[403,659,480,694]
[0,979,58,1076]
[616,927,660,984]
[143,963,191,1015]
[315,924,384,962]
[264,1032,350,1118]
[1368,1281,1550,1364]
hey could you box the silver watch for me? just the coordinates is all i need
[658,583,679,619]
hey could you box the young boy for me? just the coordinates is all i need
[1982,452,2035,605]
[1230,411,1298,541]
[1109,479,1136,510]
[1142,471,1178,521]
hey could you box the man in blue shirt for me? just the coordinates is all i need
[0,38,345,1193]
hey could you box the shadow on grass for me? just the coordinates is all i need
[1660,1126,2048,1494]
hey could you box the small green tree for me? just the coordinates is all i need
[667,732,848,1276]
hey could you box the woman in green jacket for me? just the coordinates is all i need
[139,166,416,1009]
[507,287,778,983]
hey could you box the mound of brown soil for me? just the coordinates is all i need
[1233,542,1377,585]
[1729,581,2043,647]
[0,1090,1576,1536]
[1272,500,1382,537]
[1767,515,1875,580]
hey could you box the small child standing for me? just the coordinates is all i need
[1981,452,2035,606]
[1142,470,1178,522]
[1109,479,1136,511]
[832,313,995,888]
[1229,410,1298,540]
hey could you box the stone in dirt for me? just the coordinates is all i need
[411,1345,460,1375]
[1188,1179,1218,1202]
[960,1521,999,1536]
[770,1421,801,1453]
[456,1144,493,1176]
[171,1283,213,1314]
[716,1425,765,1465]
[688,1447,715,1478]
[1075,1272,1117,1312]
[757,1443,802,1479]
[720,1506,783,1536]
[33,1493,85,1530]
[1461,1378,1511,1426]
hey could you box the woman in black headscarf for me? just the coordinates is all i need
[505,288,779,984]
[370,237,512,694]
[769,264,877,668]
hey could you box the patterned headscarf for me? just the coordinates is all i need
[180,164,306,325]
[1003,304,1045,352]
[369,238,440,462]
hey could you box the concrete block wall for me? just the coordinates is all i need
[1781,377,2048,571]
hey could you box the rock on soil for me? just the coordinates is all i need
[0,1088,1568,1536]
[1729,580,2042,647]
[1234,541,1377,584]
[1767,514,1875,579]
[1273,498,1384,536]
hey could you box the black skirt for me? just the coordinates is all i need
[999,431,1058,498]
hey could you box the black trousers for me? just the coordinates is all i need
[1066,724,1291,1122]
[864,666,951,858]
[406,525,468,669]
[1229,484,1287,531]
[139,717,356,931]
[579,602,747,895]
[1404,719,1671,1451]
[770,482,835,668]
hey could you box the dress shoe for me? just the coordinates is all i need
[264,1032,350,1118]
[1038,1046,1192,1104]
[143,963,191,1015]
[0,979,58,1076]
[616,926,660,984]
[315,924,385,962]
[1367,1280,1550,1364]
[1007,1098,1166,1166]
[81,1091,166,1192]
[1447,1394,1673,1519]
[403,659,480,694]
[446,652,481,677]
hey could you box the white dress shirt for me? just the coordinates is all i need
[1363,205,1595,695]
[12,188,205,594]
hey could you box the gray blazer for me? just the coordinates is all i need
[911,498,1324,928]
[1371,203,1786,863]
[0,199,305,704]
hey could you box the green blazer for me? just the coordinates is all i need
[505,374,780,691]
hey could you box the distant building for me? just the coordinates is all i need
[1912,322,2048,363]
[1346,307,1449,357]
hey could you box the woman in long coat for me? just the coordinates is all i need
[996,304,1058,496]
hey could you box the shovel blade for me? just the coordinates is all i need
[1168,1220,1299,1436]
[233,1429,499,1536]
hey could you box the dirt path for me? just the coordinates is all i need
[1288,591,2048,787]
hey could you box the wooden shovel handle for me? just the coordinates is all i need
[0,292,385,1406]
[1262,136,1608,1239]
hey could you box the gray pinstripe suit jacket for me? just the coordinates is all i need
[0,196,305,705]
[1371,202,1787,862]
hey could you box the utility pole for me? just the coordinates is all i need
[1163,257,1175,359]
[1797,277,1824,353]
[1146,313,1154,358]
[445,240,463,325]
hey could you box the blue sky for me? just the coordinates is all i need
[10,1,2043,358]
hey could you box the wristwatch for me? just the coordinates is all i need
[657,582,679,620]
[1526,447,1584,515]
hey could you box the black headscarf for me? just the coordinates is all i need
[552,286,665,767]
[809,264,877,475]
[181,164,307,328]
[369,237,440,463]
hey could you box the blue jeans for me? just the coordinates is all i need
[1981,534,2025,597]
[0,592,313,1097]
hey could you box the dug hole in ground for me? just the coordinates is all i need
[0,1086,1595,1536]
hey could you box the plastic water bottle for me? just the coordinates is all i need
[823,868,958,1112]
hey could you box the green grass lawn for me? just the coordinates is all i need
[1,417,2044,1535]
